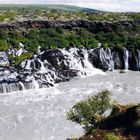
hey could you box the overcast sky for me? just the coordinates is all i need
[0,0,140,12]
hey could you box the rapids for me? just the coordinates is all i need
[0,70,140,140]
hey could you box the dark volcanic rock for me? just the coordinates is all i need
[112,48,125,69]
[1,46,140,93]
[0,19,140,32]
[124,105,140,129]
[89,47,126,70]
[99,104,140,133]
[40,49,69,70]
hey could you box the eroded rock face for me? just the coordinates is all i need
[112,48,125,69]
[0,19,139,32]
[89,47,127,70]
[89,47,140,71]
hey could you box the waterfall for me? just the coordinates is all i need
[32,79,40,89]
[8,43,27,57]
[19,81,25,90]
[0,52,9,66]
[99,48,114,71]
[82,48,104,76]
[60,47,104,77]
[123,48,129,70]
[0,47,106,93]
[2,47,138,94]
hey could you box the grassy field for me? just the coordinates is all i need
[0,4,139,23]
[0,4,97,12]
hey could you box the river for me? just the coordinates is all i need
[0,70,140,140]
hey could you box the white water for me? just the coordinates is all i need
[123,48,129,70]
[60,48,104,77]
[8,43,27,57]
[99,48,114,70]
[0,71,140,140]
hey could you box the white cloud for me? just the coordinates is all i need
[0,0,140,12]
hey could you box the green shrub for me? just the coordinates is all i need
[0,40,9,51]
[0,29,7,39]
[105,133,119,140]
[26,39,39,52]
[67,90,111,133]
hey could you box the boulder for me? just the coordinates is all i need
[99,104,140,133]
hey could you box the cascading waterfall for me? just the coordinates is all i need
[32,79,40,89]
[0,47,105,93]
[8,43,27,56]
[99,48,114,71]
[0,46,139,93]
[60,48,85,77]
[19,81,25,90]
[123,48,129,70]
[81,49,103,76]
[60,48,103,77]
[0,52,9,66]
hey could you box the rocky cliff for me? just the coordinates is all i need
[0,19,140,32]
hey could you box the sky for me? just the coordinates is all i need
[0,0,140,12]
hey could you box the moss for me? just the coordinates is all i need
[0,40,9,51]
[104,133,119,140]
[9,52,33,66]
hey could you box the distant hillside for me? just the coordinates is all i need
[0,4,139,24]
[0,4,99,12]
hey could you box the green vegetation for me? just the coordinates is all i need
[87,12,127,21]
[0,4,87,12]
[0,24,140,52]
[67,90,111,133]
[0,5,139,22]
[105,133,119,140]
[0,22,140,65]
[0,4,88,22]
[0,11,17,22]
[0,40,9,51]
[0,28,99,52]
[0,27,100,65]
[67,92,140,140]
[9,52,33,66]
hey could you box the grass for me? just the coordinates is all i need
[0,5,139,22]
[105,133,119,140]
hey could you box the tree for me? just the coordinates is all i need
[67,90,111,133]
[26,39,39,52]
